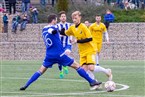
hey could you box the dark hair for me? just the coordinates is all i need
[58,11,66,17]
[96,14,101,16]
[48,14,57,23]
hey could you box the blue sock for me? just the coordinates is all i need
[24,71,41,88]
[58,64,63,71]
[76,67,94,84]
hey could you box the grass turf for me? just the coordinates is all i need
[0,60,144,97]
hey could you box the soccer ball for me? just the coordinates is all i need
[104,81,116,92]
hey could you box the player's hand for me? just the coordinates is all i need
[52,30,57,34]
[60,28,66,35]
[60,28,65,33]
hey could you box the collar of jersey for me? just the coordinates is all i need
[75,23,81,28]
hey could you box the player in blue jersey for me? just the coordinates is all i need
[20,14,102,91]
[57,11,72,79]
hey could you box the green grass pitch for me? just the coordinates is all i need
[0,60,144,97]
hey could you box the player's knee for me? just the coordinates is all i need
[81,65,88,71]
[88,65,95,72]
[70,65,79,69]
[70,61,80,69]
[39,65,47,74]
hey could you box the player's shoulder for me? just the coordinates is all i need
[43,25,57,29]
[100,22,106,27]
[42,25,57,32]
[80,23,88,28]
[80,23,85,26]
[43,25,49,29]
[89,22,96,27]
[56,23,61,27]
[69,24,75,28]
[66,22,71,25]
[42,25,49,31]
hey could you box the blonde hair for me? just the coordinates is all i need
[71,11,81,18]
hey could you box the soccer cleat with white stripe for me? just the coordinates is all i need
[90,81,102,90]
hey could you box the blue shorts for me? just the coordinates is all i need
[43,54,74,68]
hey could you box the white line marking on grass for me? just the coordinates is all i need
[1,95,144,97]
[1,77,130,97]
[1,65,144,68]
[1,77,87,82]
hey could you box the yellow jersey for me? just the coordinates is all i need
[89,22,107,43]
[65,23,96,56]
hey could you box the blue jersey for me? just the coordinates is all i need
[57,22,72,49]
[42,25,64,56]
[42,25,74,68]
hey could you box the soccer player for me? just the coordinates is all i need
[57,11,72,79]
[60,11,96,72]
[20,14,102,91]
[60,11,112,85]
[60,11,106,90]
[89,14,112,81]
[84,20,90,28]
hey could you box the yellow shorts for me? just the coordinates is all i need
[94,42,102,53]
[80,52,96,66]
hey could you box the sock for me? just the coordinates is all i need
[63,66,68,74]
[87,70,96,80]
[63,66,67,69]
[94,65,108,74]
[96,54,99,65]
[58,64,63,71]
[76,67,94,84]
[24,71,42,88]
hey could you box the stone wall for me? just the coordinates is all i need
[0,23,144,60]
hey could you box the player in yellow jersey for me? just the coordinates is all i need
[89,14,112,81]
[60,11,104,90]
[84,20,90,28]
[65,11,96,71]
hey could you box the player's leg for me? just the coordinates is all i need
[87,70,95,80]
[80,56,88,71]
[63,48,72,74]
[58,64,64,79]
[20,65,47,90]
[87,63,101,90]
[59,54,102,89]
[85,52,113,88]
[95,43,112,80]
[20,57,53,90]
[58,48,71,79]
[96,52,99,66]
[86,52,107,90]
[80,55,97,83]
[63,66,68,74]
[96,42,102,66]
[94,65,113,81]
[70,61,102,88]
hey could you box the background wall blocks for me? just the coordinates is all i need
[0,23,144,60]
